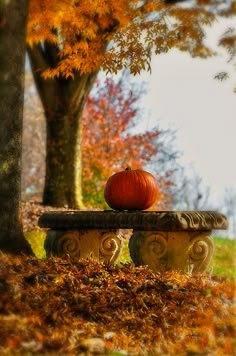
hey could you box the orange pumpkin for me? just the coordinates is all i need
[104,167,159,210]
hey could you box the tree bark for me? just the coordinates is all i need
[28,44,97,208]
[0,0,34,254]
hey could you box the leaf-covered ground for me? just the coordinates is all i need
[21,200,69,232]
[0,254,235,355]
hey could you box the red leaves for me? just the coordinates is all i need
[82,77,160,208]
[0,254,235,355]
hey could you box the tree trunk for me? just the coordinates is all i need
[43,108,84,208]
[28,44,96,208]
[0,1,34,254]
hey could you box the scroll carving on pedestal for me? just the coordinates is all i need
[44,230,81,258]
[129,231,168,272]
[44,229,123,263]
[129,230,215,273]
[99,231,123,263]
[188,233,214,273]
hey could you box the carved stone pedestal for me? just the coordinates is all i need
[44,229,123,263]
[129,231,214,273]
[39,210,228,273]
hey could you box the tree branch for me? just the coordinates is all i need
[27,44,57,115]
[44,40,60,68]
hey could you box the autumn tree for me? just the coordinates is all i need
[0,1,33,254]
[22,73,177,207]
[82,76,161,208]
[27,0,236,208]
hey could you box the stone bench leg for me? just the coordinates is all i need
[44,229,123,264]
[129,230,214,273]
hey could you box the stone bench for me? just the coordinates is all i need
[38,210,228,273]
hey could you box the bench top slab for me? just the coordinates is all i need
[38,210,228,232]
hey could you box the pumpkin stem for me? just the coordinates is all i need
[125,167,132,171]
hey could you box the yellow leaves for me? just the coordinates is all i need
[42,68,58,80]
[78,41,89,54]
[42,47,102,79]
[27,31,58,48]
[219,28,236,62]
[169,7,215,27]
[28,1,72,47]
[59,41,89,58]
[143,1,165,14]
[191,45,215,58]
[97,15,115,30]
[27,0,235,78]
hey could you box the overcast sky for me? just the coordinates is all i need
[134,17,236,208]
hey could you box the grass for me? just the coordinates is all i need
[25,230,235,279]
[212,236,236,279]
[25,230,46,259]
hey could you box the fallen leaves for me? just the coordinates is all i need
[21,200,69,232]
[0,253,235,355]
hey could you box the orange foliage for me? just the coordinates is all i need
[0,254,235,355]
[27,0,235,78]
